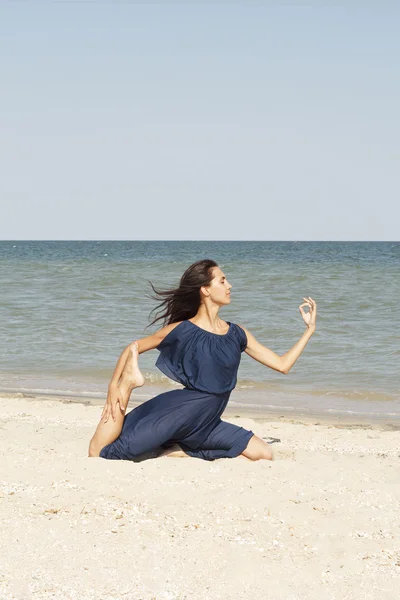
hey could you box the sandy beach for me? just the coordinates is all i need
[0,393,399,600]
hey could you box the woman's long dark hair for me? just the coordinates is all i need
[148,259,218,328]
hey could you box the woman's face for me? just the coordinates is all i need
[204,267,232,305]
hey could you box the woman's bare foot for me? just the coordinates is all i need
[118,343,145,397]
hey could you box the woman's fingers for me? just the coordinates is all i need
[102,389,111,420]
[112,394,123,421]
[102,388,124,423]
[105,401,113,423]
[110,400,117,422]
[101,401,109,421]
[299,297,317,329]
[104,398,116,423]
[301,298,317,312]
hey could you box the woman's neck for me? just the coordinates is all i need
[190,305,227,333]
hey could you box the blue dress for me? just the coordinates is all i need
[99,320,254,461]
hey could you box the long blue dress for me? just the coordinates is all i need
[99,320,254,461]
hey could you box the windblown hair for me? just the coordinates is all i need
[148,259,218,327]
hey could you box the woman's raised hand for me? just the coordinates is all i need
[299,297,317,331]
[101,382,123,423]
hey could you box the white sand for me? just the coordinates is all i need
[0,393,399,600]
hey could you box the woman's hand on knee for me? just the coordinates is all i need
[101,383,124,423]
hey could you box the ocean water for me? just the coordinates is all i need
[0,241,399,420]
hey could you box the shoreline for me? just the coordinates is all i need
[3,390,399,431]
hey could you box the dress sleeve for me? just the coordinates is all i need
[155,322,191,387]
[235,324,248,353]
[156,324,178,351]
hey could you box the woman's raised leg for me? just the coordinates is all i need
[88,345,144,457]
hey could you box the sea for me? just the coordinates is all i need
[0,241,399,422]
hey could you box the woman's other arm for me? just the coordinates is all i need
[108,321,182,388]
[102,321,183,421]
[239,297,317,375]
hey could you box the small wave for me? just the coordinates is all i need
[308,389,399,403]
[143,372,181,387]
[0,386,106,399]
[324,408,400,417]
[229,401,297,411]
[229,401,400,419]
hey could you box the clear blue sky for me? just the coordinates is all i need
[1,2,399,240]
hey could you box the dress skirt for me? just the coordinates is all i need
[99,387,254,462]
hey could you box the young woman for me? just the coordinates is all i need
[89,259,317,461]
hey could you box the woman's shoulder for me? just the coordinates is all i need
[230,322,248,352]
[230,321,247,334]
[163,320,185,335]
[156,320,188,350]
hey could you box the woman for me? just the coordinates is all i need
[89,259,316,461]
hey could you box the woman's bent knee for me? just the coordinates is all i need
[88,438,102,458]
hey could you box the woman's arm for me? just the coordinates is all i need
[108,321,182,388]
[102,321,183,422]
[134,321,182,355]
[239,297,317,375]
